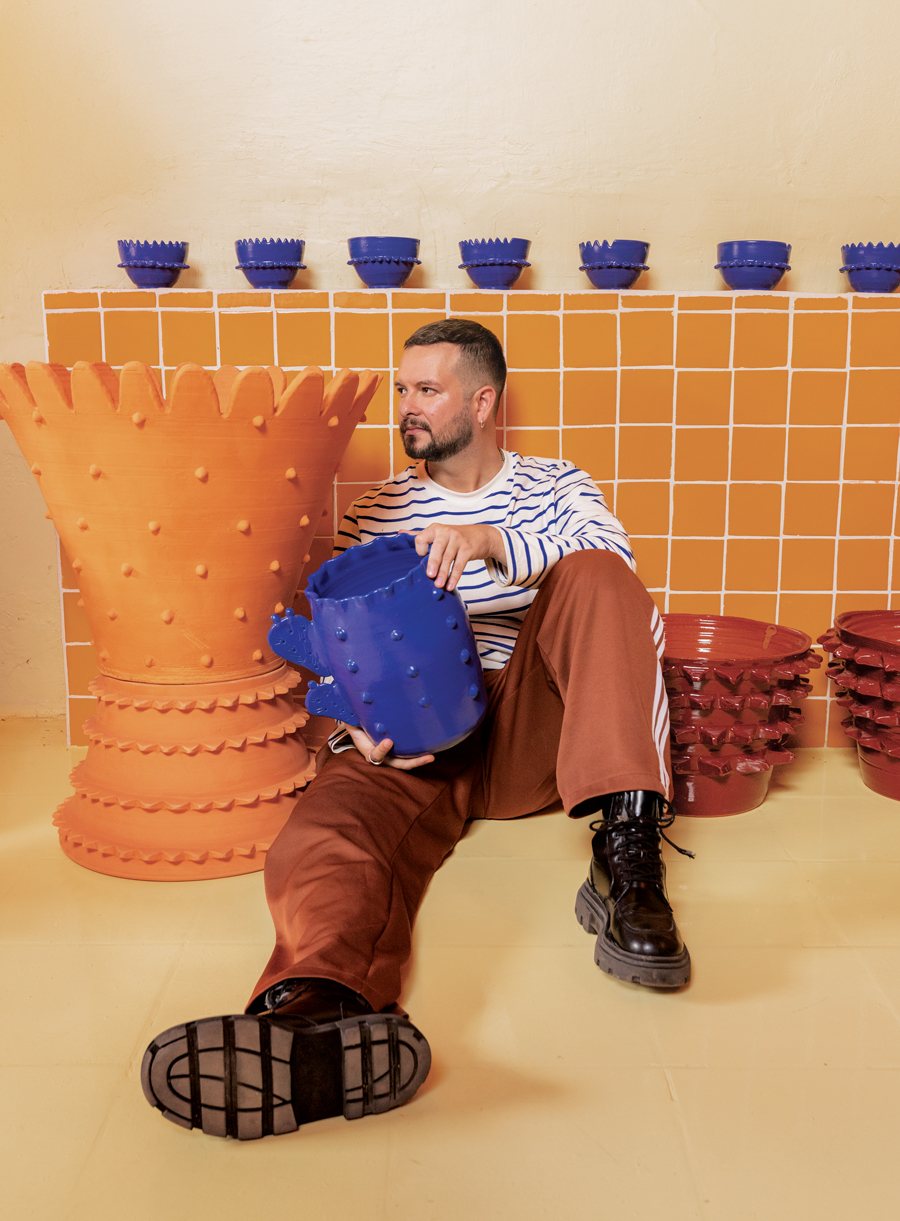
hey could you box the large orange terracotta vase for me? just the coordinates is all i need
[0,359,379,880]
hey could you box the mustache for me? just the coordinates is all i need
[400,418,432,435]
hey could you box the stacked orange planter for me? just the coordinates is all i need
[820,610,900,799]
[664,614,821,816]
[0,359,379,879]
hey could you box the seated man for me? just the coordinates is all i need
[141,318,690,1141]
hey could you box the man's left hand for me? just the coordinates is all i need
[409,523,505,592]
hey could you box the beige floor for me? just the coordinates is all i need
[3,718,900,1220]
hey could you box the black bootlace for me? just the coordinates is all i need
[590,798,695,885]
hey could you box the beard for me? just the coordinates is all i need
[400,404,474,461]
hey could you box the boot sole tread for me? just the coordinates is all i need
[575,880,691,989]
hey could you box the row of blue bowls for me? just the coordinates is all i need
[117,238,900,294]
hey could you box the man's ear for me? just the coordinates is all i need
[474,384,496,427]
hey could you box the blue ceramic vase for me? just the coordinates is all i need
[715,240,791,290]
[579,240,649,289]
[267,535,487,756]
[347,236,421,288]
[840,244,900,293]
[459,239,531,289]
[117,240,189,288]
[235,239,306,289]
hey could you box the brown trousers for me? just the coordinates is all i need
[249,550,671,1013]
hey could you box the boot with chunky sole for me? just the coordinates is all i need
[575,790,691,989]
[141,1011,431,1139]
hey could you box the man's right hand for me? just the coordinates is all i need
[345,723,435,771]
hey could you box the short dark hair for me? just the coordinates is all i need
[403,317,507,401]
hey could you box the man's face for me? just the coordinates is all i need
[395,343,476,462]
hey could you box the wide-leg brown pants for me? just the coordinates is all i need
[249,550,671,1013]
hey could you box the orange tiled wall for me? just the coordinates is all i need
[45,287,900,748]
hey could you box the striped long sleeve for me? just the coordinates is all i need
[332,450,633,670]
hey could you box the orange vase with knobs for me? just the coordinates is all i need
[0,359,380,880]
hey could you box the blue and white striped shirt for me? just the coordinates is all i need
[334,450,634,670]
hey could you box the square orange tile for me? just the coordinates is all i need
[837,538,890,590]
[675,427,729,481]
[619,369,674,423]
[789,371,847,424]
[506,314,561,370]
[334,313,389,369]
[99,291,156,308]
[778,593,834,641]
[560,427,613,479]
[218,312,274,366]
[274,292,329,309]
[448,293,503,313]
[562,313,617,368]
[391,312,446,365]
[507,293,560,311]
[725,538,780,590]
[334,292,387,310]
[733,369,788,423]
[597,481,615,507]
[562,370,617,425]
[667,592,722,614]
[677,296,732,310]
[65,643,99,695]
[632,538,668,589]
[730,425,785,481]
[505,372,559,427]
[840,483,895,536]
[675,371,732,425]
[67,698,92,747]
[563,293,618,311]
[46,313,102,365]
[672,484,727,536]
[506,428,560,461]
[791,312,848,368]
[847,369,900,424]
[723,593,779,623]
[391,292,446,310]
[615,482,671,535]
[733,312,789,368]
[780,538,835,591]
[103,312,159,366]
[835,591,890,615]
[669,539,724,591]
[159,292,213,308]
[786,427,842,481]
[276,313,332,368]
[618,425,672,480]
[619,311,673,366]
[791,698,827,748]
[62,592,90,642]
[783,484,840,536]
[336,427,391,484]
[850,310,900,366]
[843,426,900,481]
[160,312,216,366]
[675,313,731,368]
[45,292,99,309]
[728,483,783,536]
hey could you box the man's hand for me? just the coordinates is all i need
[345,723,435,771]
[409,523,505,591]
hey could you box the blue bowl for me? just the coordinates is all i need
[841,244,900,293]
[235,239,306,290]
[347,236,421,288]
[267,534,486,756]
[716,240,791,291]
[579,240,649,289]
[458,238,531,290]
[117,239,189,288]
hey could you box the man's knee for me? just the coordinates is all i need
[548,548,638,590]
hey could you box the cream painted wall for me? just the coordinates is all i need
[2,0,899,711]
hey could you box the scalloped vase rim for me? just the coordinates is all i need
[305,536,427,612]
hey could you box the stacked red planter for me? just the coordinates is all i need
[664,614,821,817]
[819,610,900,800]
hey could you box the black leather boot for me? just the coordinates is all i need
[141,977,430,1139]
[575,791,692,988]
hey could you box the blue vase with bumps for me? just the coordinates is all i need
[715,240,791,290]
[347,236,421,288]
[840,244,900,293]
[459,238,531,289]
[235,239,306,290]
[267,534,487,756]
[117,240,189,288]
[579,240,649,289]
